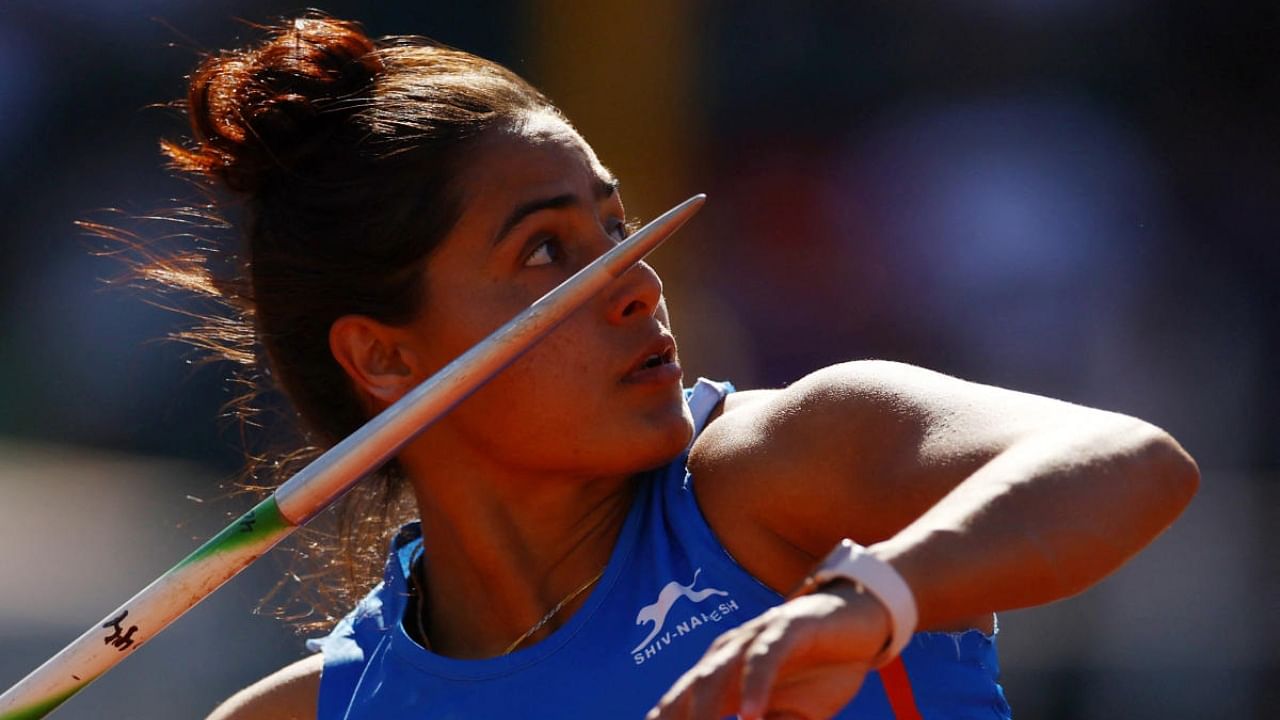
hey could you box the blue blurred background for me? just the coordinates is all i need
[1,1,1275,718]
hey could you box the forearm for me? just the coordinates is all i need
[869,416,1199,631]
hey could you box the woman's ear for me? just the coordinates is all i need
[328,315,420,407]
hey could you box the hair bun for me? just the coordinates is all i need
[166,15,382,192]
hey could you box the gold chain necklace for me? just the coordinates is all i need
[410,557,606,656]
[501,567,606,655]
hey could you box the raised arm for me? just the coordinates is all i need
[694,360,1197,625]
[650,360,1198,719]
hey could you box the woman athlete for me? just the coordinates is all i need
[159,15,1202,720]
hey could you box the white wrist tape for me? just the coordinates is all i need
[809,539,918,667]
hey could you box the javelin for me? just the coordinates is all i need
[0,194,706,720]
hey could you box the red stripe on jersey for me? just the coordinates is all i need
[880,657,924,720]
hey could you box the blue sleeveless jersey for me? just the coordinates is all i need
[308,378,1013,719]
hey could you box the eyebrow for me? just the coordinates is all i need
[491,177,620,248]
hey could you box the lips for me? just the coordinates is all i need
[622,334,681,384]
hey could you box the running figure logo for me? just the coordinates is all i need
[631,568,728,654]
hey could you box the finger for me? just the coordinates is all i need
[706,614,765,653]
[768,661,870,720]
[649,667,735,720]
[647,632,751,720]
[687,636,751,720]
[738,625,789,720]
[647,666,702,720]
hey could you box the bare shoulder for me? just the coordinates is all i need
[691,361,946,474]
[692,359,1091,478]
[206,653,322,720]
[686,361,1119,582]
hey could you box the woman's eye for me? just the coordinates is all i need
[524,238,558,267]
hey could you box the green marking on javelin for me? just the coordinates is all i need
[0,498,292,719]
[0,680,88,720]
[177,495,293,569]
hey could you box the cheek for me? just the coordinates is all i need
[415,280,530,368]
[440,331,655,470]
[484,316,605,416]
[412,279,688,472]
[437,317,605,442]
[486,334,587,409]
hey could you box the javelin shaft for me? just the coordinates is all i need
[0,194,705,720]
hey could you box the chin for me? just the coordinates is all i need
[632,405,696,471]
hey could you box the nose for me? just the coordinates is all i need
[605,259,663,325]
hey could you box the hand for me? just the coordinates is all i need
[645,580,892,720]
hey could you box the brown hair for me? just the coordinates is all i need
[122,13,563,625]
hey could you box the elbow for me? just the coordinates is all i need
[1128,422,1200,526]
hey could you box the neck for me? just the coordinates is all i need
[400,439,637,659]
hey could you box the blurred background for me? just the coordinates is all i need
[1,1,1275,718]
